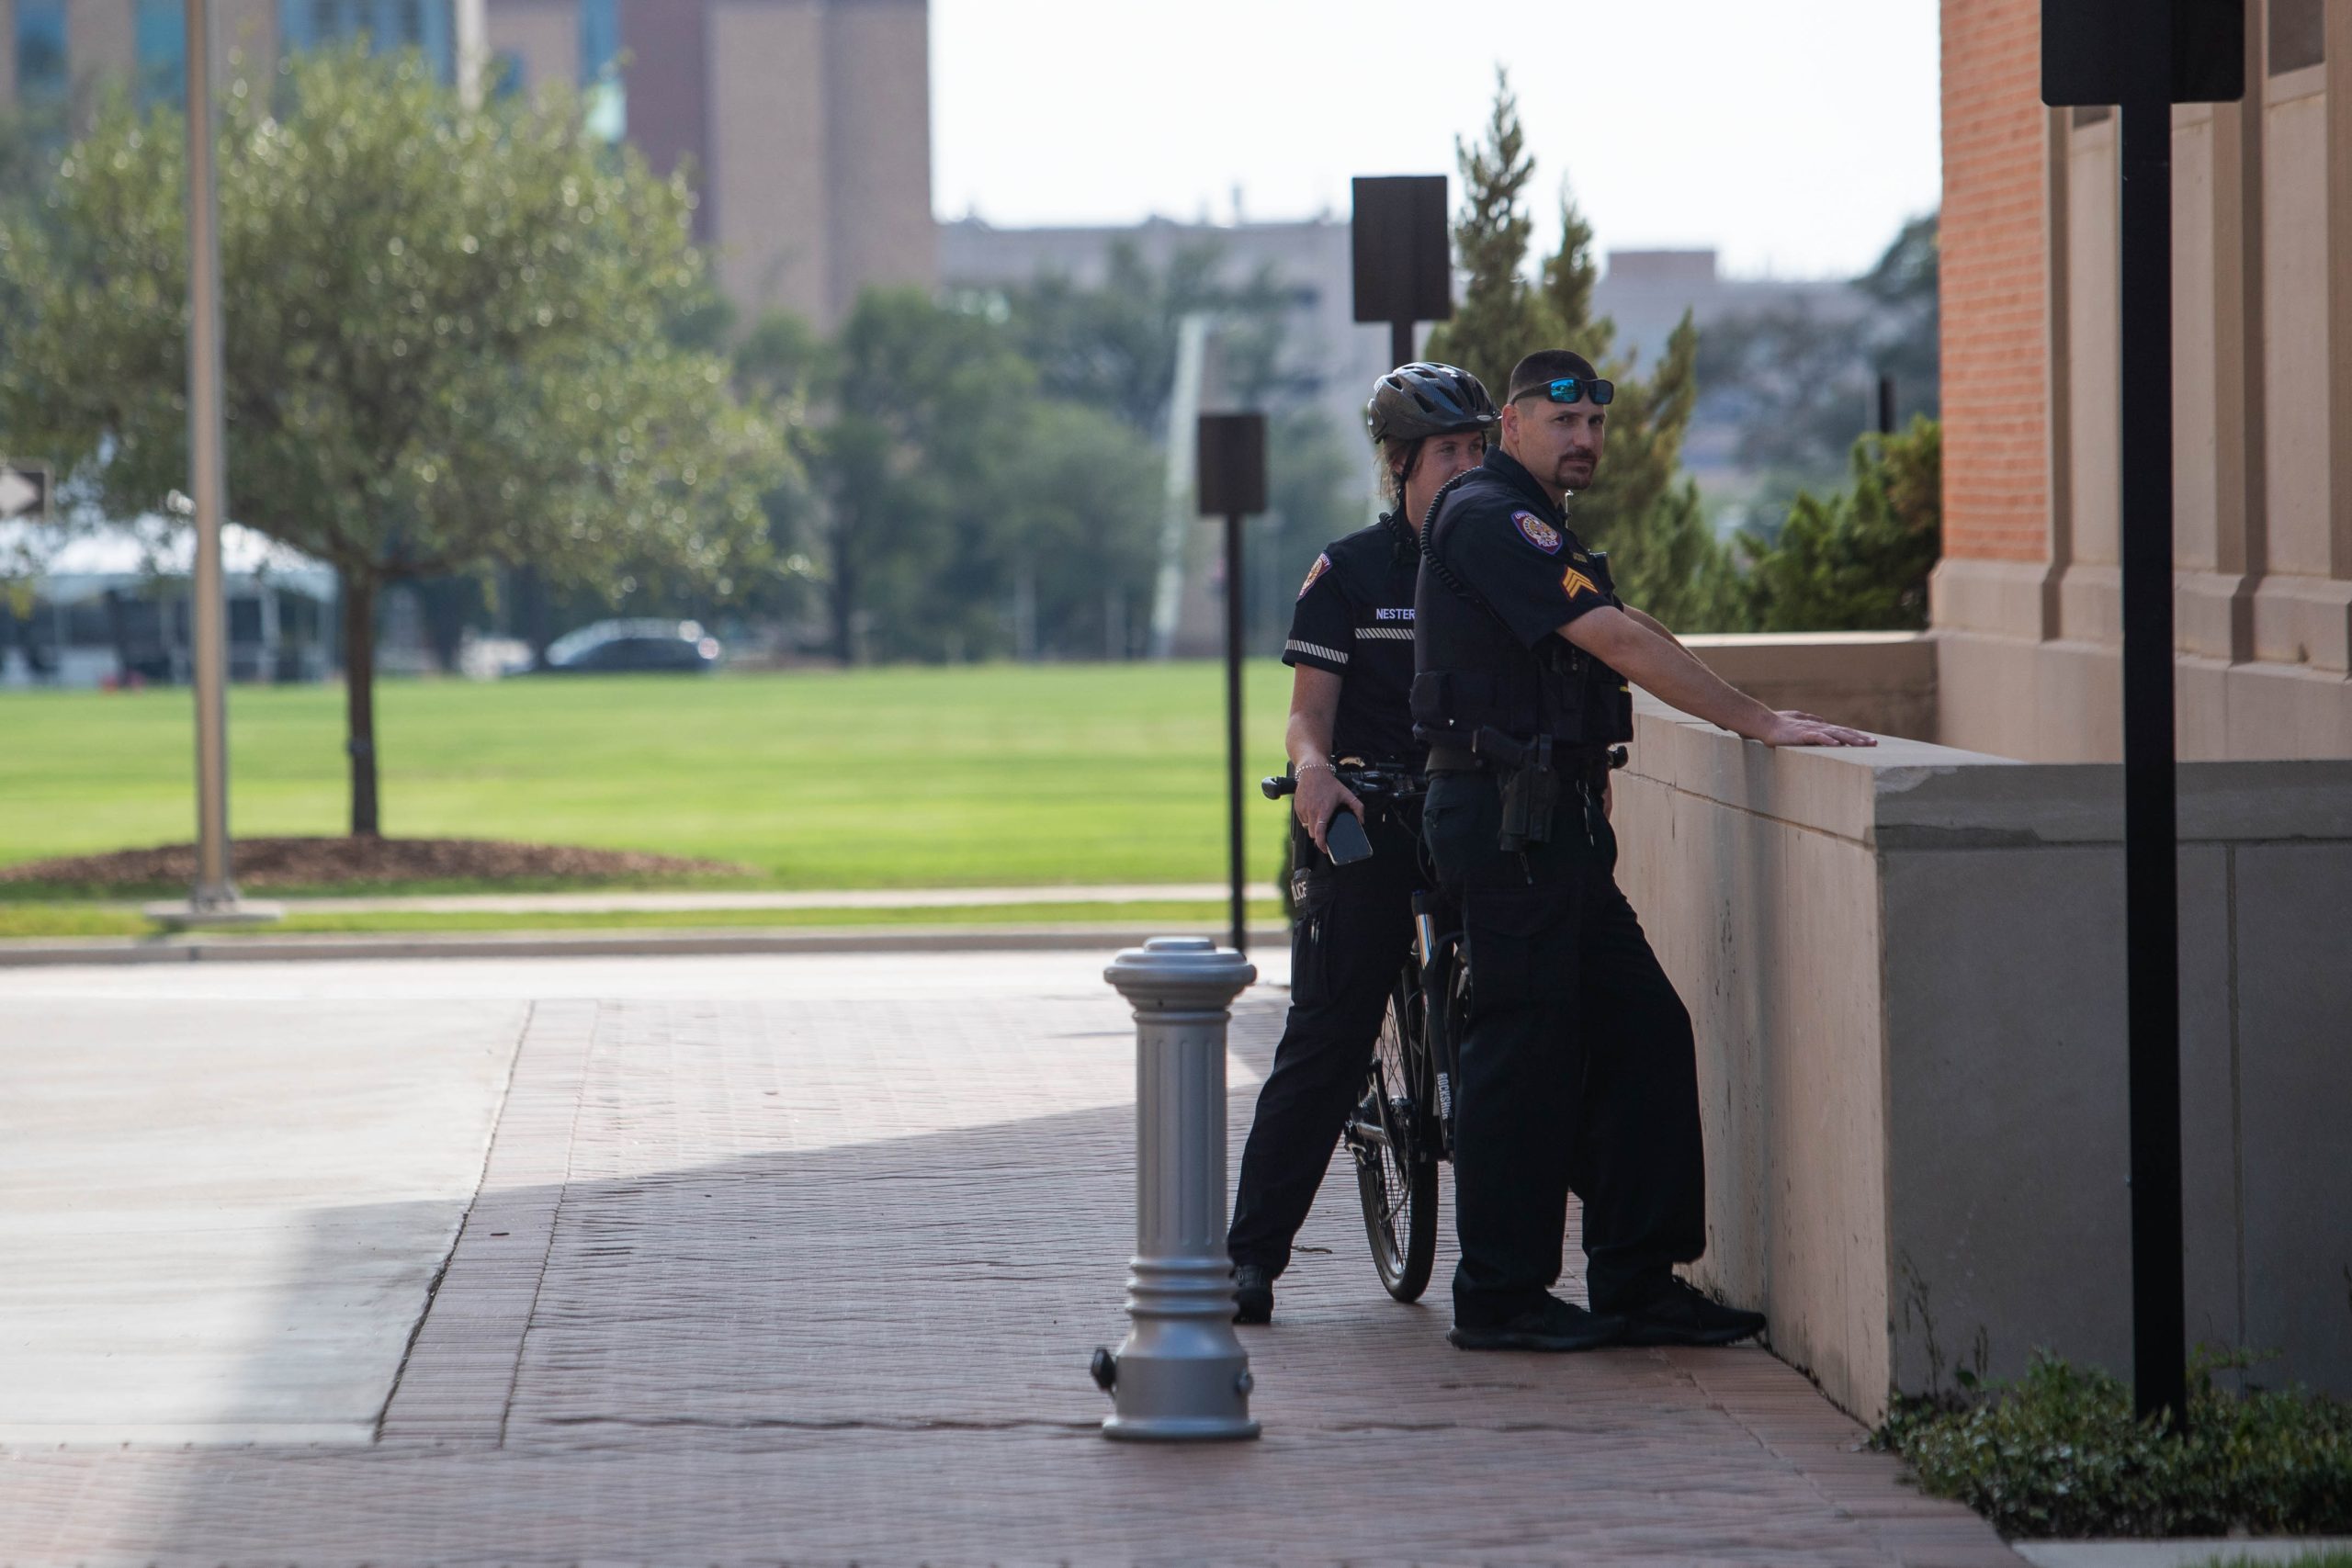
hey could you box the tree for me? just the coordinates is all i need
[995,239,1348,658]
[819,288,1034,661]
[729,310,830,630]
[1692,299,1879,484]
[995,240,1302,435]
[0,49,785,833]
[1691,210,1941,489]
[1858,211,1940,425]
[989,398,1164,660]
[1422,71,1548,400]
[1614,479,1748,634]
[798,288,1169,664]
[1426,70,1732,630]
[1744,417,1941,632]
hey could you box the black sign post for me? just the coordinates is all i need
[2042,0,2243,1434]
[1351,175,1453,369]
[1198,413,1268,955]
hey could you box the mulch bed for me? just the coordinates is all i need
[0,837,750,891]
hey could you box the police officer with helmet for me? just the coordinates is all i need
[1226,363,1498,1325]
[1415,347,1874,1352]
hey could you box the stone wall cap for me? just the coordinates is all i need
[1627,695,2352,848]
[1682,630,1932,649]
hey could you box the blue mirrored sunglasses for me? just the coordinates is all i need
[1537,376,1614,406]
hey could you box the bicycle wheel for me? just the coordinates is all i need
[1346,977,1439,1302]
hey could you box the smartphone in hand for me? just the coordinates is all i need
[1325,810,1374,865]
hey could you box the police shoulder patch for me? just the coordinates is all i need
[1296,553,1332,600]
[1511,511,1563,555]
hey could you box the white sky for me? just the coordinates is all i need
[932,0,1941,280]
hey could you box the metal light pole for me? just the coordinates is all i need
[2041,0,2244,1432]
[186,0,232,912]
[1196,414,1267,955]
[146,0,278,930]
[2115,0,2192,1438]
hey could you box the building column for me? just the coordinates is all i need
[2245,0,2352,706]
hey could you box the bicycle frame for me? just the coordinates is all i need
[1264,761,1461,1302]
[1411,889,1464,1158]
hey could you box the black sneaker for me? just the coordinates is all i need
[1447,1295,1626,1352]
[1232,1264,1273,1325]
[1605,1276,1766,1347]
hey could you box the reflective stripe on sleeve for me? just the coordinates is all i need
[1285,638,1350,664]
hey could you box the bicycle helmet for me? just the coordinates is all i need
[1365,362,1498,446]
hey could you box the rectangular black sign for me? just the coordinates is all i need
[2042,0,2245,106]
[1196,414,1268,518]
[1351,175,1453,326]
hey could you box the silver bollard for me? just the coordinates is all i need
[1091,936,1260,1441]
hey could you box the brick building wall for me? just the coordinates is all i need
[1939,0,2052,565]
[1932,0,2352,761]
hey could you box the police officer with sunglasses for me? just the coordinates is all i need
[1414,349,1874,1353]
[1226,363,1497,1325]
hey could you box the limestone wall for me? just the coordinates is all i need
[1613,693,2352,1422]
[1683,632,1938,743]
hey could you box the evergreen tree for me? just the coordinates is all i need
[1614,478,1747,633]
[1744,417,1941,632]
[1422,70,1547,399]
[1426,73,1736,630]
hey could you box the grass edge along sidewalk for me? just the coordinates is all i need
[0,663,1300,888]
[0,896,1288,942]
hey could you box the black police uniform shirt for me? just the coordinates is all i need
[1423,447,1617,656]
[1283,514,1422,764]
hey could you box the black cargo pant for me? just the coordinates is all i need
[1227,807,1422,1277]
[1419,768,1705,1328]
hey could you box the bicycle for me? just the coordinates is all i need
[1261,763,1463,1303]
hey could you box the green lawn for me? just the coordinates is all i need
[0,663,1299,892]
[0,898,1285,940]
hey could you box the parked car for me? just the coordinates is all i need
[536,619,722,674]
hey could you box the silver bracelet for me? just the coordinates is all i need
[1294,760,1336,777]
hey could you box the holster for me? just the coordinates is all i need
[1494,733,1557,852]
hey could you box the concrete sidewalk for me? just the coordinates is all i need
[0,951,2020,1566]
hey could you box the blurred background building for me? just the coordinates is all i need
[0,0,934,328]
[944,213,1387,459]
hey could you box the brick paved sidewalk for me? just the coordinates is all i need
[0,956,2021,1566]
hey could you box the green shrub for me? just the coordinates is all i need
[1875,1352,2352,1540]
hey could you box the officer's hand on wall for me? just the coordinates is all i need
[1293,770,1366,856]
[1760,712,1877,748]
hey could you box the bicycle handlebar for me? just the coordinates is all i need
[1260,763,1427,804]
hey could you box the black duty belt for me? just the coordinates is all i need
[1425,739,1613,777]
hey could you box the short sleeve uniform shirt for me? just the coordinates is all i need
[1418,448,1618,677]
[1283,516,1423,763]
